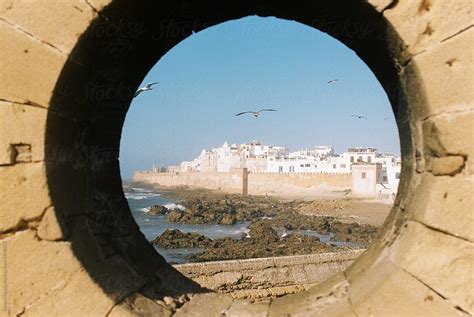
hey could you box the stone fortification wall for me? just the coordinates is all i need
[134,171,244,193]
[133,171,352,195]
[174,250,364,300]
[248,172,351,195]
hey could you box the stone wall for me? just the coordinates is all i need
[1,1,472,316]
[174,250,364,300]
[133,170,352,195]
[248,172,351,196]
[134,170,244,193]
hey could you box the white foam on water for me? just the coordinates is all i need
[125,192,161,200]
[131,187,150,192]
[163,203,185,210]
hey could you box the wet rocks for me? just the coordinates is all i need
[167,209,182,222]
[187,222,338,262]
[331,222,379,245]
[167,197,272,225]
[151,229,212,248]
[154,189,380,262]
[148,205,169,215]
[248,221,279,240]
[220,214,237,225]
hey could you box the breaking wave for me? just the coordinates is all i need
[124,192,161,200]
[163,203,185,210]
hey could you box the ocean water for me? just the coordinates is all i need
[124,182,250,263]
[125,182,361,263]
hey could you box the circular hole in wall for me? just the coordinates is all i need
[45,0,414,312]
[120,16,401,297]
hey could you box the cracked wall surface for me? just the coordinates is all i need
[0,0,473,316]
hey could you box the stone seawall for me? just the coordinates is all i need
[133,170,243,192]
[173,250,364,299]
[133,171,352,196]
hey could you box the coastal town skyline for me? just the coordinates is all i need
[120,16,399,179]
[123,136,400,179]
[144,140,401,195]
[150,139,400,172]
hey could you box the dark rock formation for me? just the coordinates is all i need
[220,214,236,225]
[167,209,183,222]
[151,229,212,248]
[156,191,379,262]
[148,205,169,215]
[166,197,274,225]
[187,221,340,262]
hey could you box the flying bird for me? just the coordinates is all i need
[235,109,277,118]
[352,114,368,120]
[134,82,158,98]
[327,79,339,84]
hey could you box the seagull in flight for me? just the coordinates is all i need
[352,114,368,120]
[327,79,339,84]
[236,109,277,118]
[134,82,158,98]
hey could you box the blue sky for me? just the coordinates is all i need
[120,16,399,179]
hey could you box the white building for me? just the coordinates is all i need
[374,153,401,195]
[352,163,384,196]
[347,147,377,164]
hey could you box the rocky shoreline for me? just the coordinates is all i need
[142,186,381,263]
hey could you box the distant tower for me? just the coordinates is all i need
[152,163,157,173]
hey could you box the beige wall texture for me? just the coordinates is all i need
[134,171,245,193]
[0,0,473,316]
[174,250,364,300]
[134,170,352,195]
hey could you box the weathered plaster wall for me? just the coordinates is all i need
[0,0,472,316]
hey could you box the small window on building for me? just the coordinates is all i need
[305,164,310,167]
[368,156,372,163]
[289,166,295,172]
[300,164,304,167]
[362,172,366,179]
[350,156,354,163]
[395,172,400,179]
[358,156,363,162]
[333,164,336,169]
[341,164,346,168]
[383,176,388,182]
[279,166,283,173]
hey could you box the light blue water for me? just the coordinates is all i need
[125,183,361,263]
